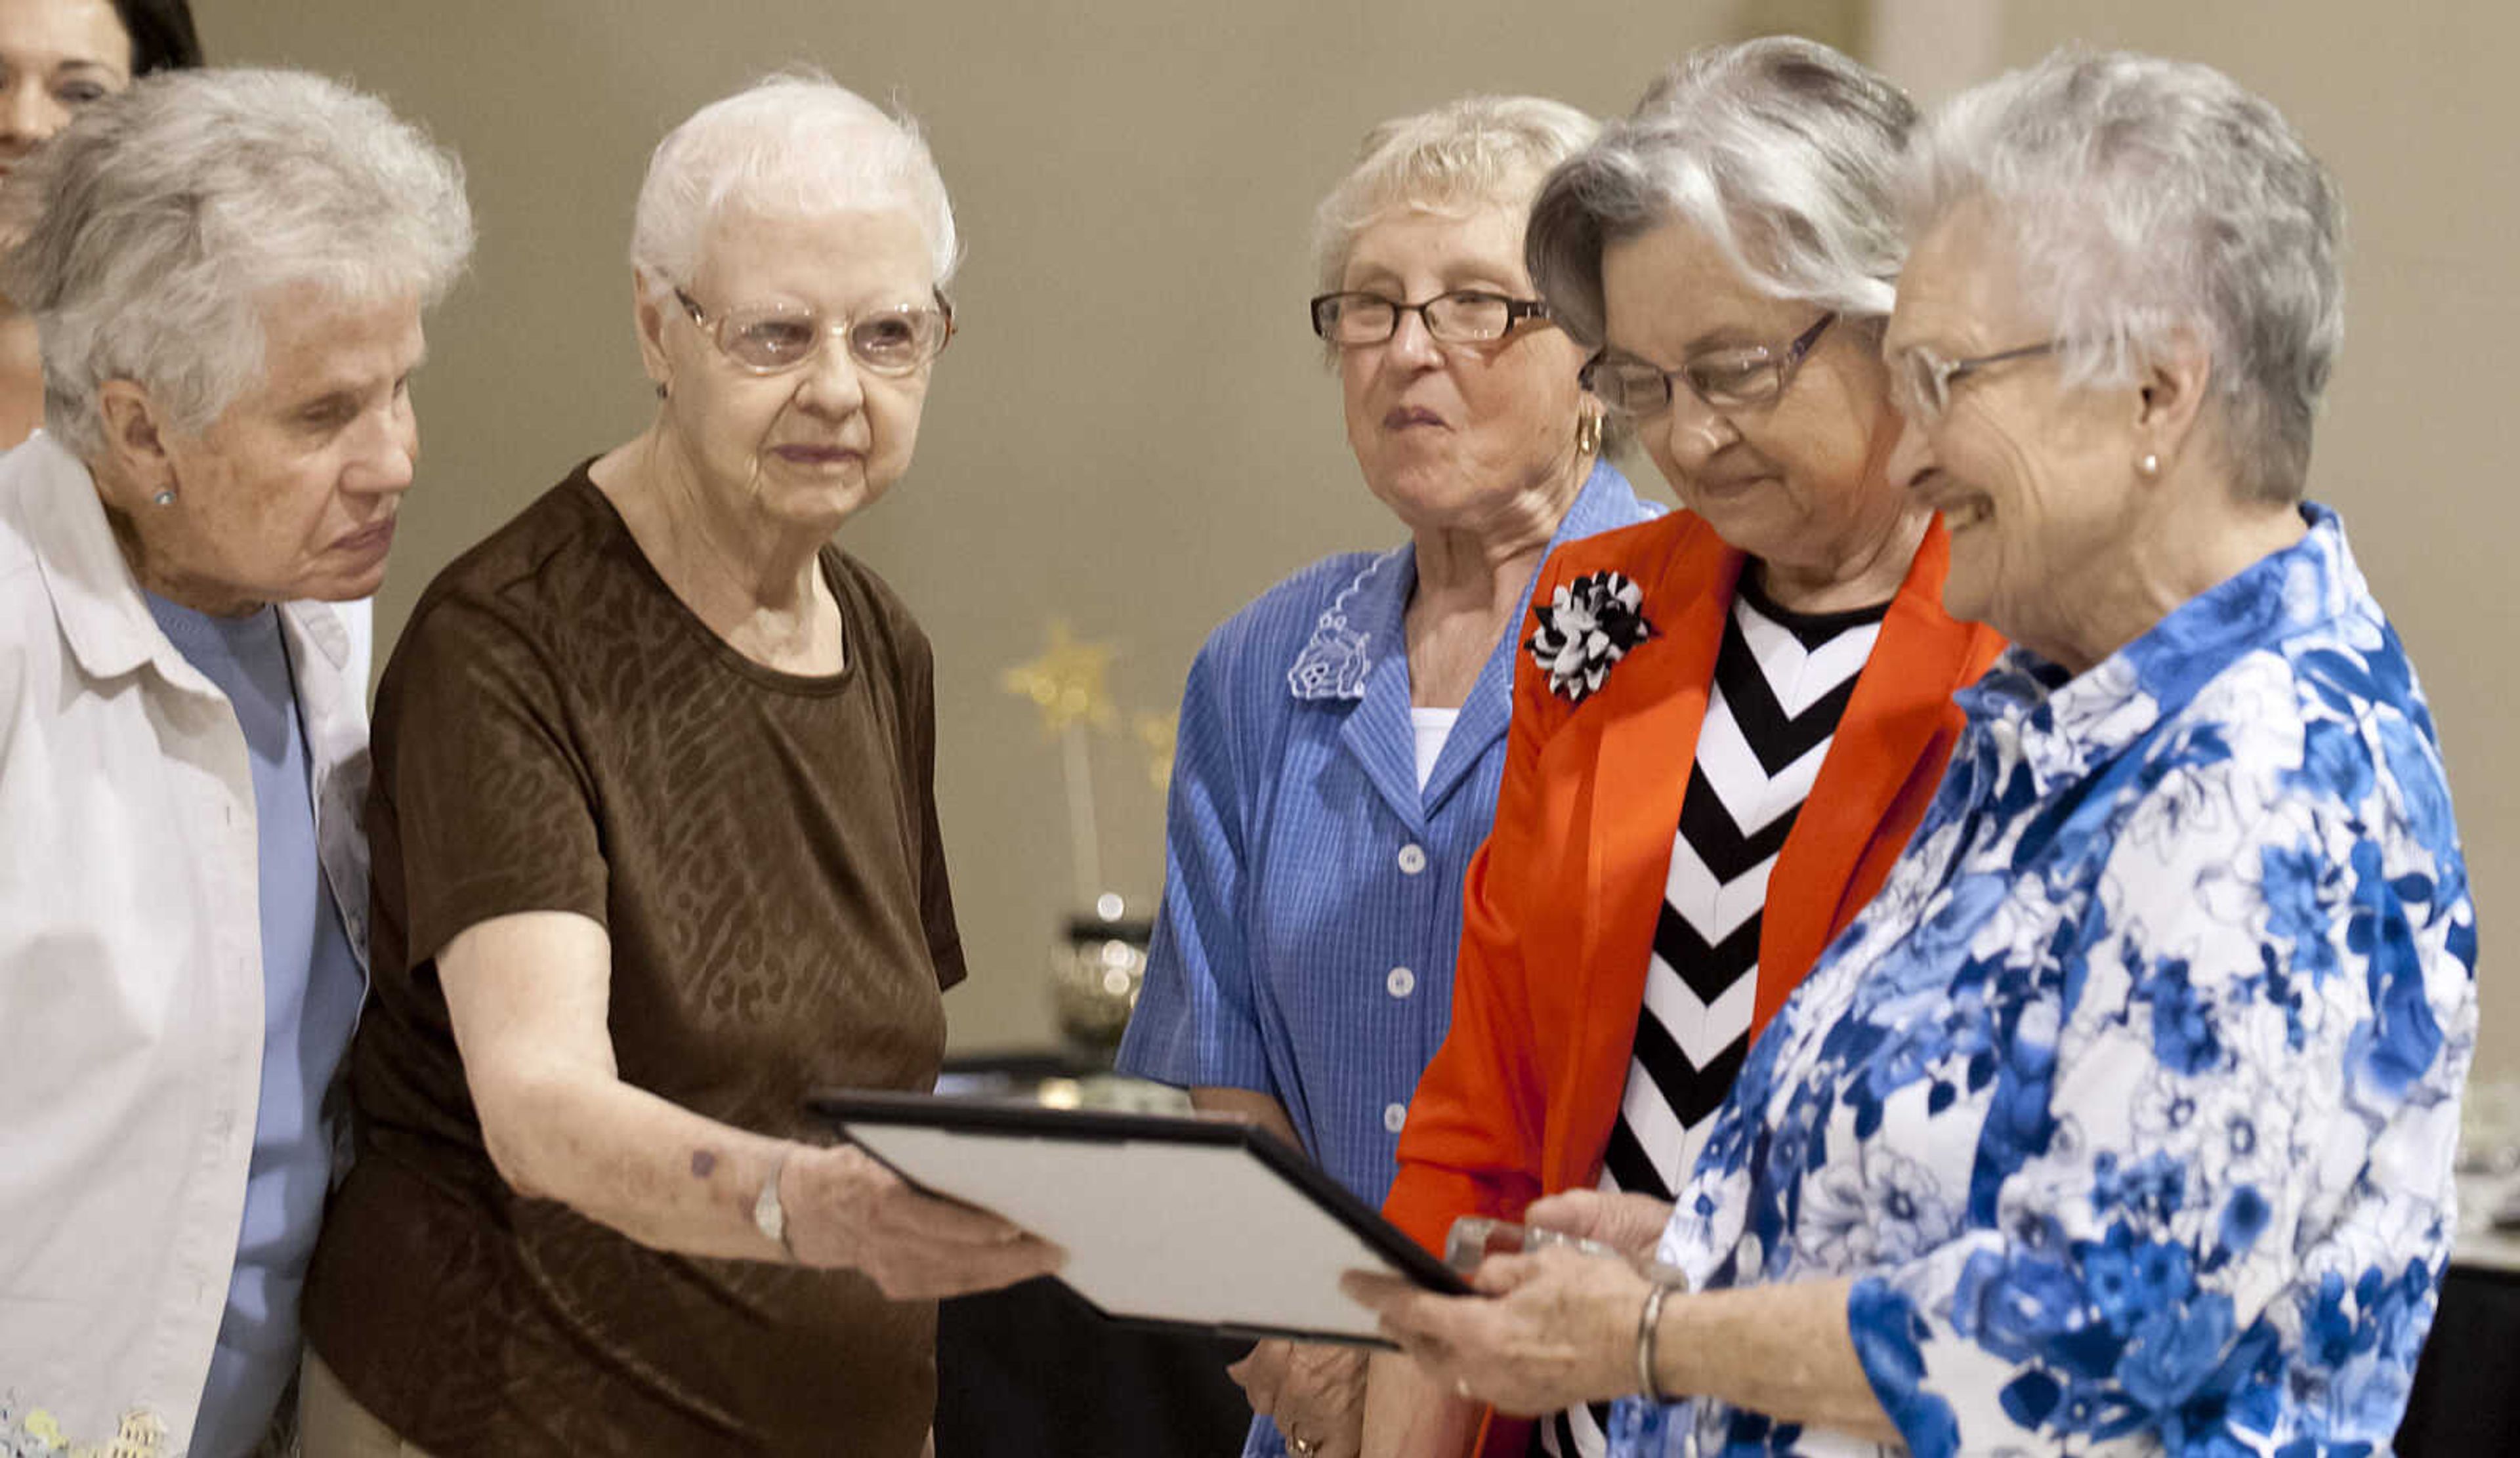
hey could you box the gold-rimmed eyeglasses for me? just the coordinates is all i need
[674,287,955,376]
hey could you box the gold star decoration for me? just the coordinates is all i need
[1002,620,1119,736]
[1134,711,1178,791]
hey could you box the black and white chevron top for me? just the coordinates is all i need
[1539,578,1889,1458]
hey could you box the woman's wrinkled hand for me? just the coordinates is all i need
[784,1144,1064,1298]
[1522,1189,1675,1263]
[1228,1339,1367,1457]
[1341,1247,1647,1417]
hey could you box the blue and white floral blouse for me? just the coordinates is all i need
[1610,505,2478,1457]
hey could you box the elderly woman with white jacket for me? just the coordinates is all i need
[0,70,471,1458]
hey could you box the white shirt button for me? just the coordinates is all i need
[1383,1102,1408,1135]
[1396,843,1428,875]
[1386,966,1416,999]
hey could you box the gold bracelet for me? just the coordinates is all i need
[1635,1280,1678,1404]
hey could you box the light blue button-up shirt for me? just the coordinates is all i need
[1120,461,1658,1212]
[144,594,365,1458]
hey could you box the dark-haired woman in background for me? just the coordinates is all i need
[0,0,203,445]
[0,2,378,687]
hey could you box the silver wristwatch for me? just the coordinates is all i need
[754,1154,793,1259]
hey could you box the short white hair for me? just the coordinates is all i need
[0,68,473,459]
[630,73,959,297]
[1311,94,1601,296]
[1526,37,1916,350]
[1903,49,2345,504]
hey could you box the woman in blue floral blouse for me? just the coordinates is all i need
[1348,50,2477,1458]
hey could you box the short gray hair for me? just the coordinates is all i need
[1903,49,2342,504]
[1527,37,1916,350]
[631,74,958,297]
[1312,94,1601,296]
[0,68,472,460]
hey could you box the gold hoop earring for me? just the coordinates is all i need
[1576,410,1603,458]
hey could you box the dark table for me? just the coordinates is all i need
[935,1278,1253,1458]
[927,1053,1259,1457]
[934,1262,2518,1457]
[2397,1262,2520,1457]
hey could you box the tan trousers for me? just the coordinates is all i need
[297,1352,438,1458]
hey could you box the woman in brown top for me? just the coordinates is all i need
[299,76,1059,1456]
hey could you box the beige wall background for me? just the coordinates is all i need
[197,1,2509,1075]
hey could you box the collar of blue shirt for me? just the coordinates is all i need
[1956,503,2359,797]
[1284,457,1657,703]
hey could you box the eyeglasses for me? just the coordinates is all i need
[674,287,955,376]
[1581,312,1836,421]
[1891,340,2058,425]
[1309,289,1551,346]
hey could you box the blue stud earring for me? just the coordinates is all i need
[150,489,177,507]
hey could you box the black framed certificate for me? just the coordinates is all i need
[805,1090,1471,1348]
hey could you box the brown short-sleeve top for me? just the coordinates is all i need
[304,463,965,1456]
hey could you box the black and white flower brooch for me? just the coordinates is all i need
[1525,570,1654,705]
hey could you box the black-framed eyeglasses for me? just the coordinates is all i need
[1891,340,2059,425]
[1309,289,1551,346]
[1582,312,1836,421]
[674,287,956,376]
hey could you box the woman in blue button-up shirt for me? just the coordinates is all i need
[1116,94,1658,1458]
[1348,51,2475,1458]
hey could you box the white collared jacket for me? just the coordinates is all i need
[0,433,371,1456]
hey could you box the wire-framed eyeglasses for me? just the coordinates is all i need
[1890,340,2059,425]
[1308,289,1551,346]
[674,287,956,376]
[1581,312,1836,421]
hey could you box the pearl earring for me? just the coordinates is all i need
[2137,453,2160,478]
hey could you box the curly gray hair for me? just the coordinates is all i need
[1902,49,2345,505]
[631,73,958,298]
[1311,94,1601,297]
[1526,37,1917,351]
[0,68,473,460]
